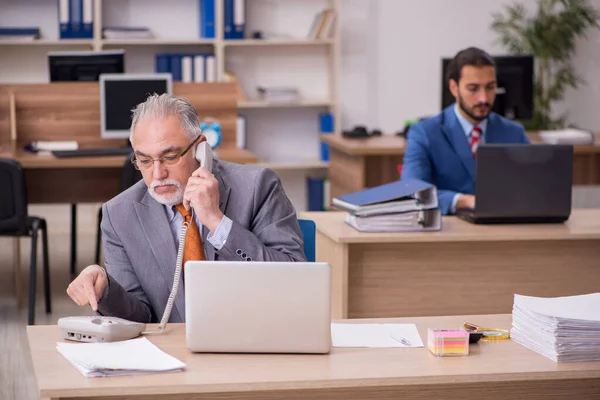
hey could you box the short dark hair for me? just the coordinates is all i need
[446,47,496,83]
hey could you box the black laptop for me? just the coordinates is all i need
[457,144,573,224]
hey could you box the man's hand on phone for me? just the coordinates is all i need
[66,265,108,311]
[183,166,223,232]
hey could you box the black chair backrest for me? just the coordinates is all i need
[119,152,143,193]
[0,158,28,234]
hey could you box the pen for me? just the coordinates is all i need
[389,333,411,346]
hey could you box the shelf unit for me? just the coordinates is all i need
[0,0,340,211]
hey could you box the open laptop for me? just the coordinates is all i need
[184,261,331,354]
[457,144,573,224]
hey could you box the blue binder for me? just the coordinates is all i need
[58,0,70,39]
[155,54,171,74]
[332,179,439,216]
[224,0,234,39]
[70,0,82,38]
[319,113,334,162]
[233,0,245,39]
[307,178,325,211]
[82,0,93,39]
[170,55,182,81]
[199,0,215,39]
[0,28,40,38]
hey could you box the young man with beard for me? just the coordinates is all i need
[402,47,529,215]
[66,94,306,322]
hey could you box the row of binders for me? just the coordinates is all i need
[200,0,245,39]
[58,0,94,39]
[156,54,216,83]
[332,180,442,232]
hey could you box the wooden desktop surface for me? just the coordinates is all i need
[6,147,259,169]
[301,208,600,244]
[321,132,600,156]
[27,314,600,400]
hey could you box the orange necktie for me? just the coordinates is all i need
[174,204,206,266]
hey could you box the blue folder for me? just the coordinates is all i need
[332,179,438,216]
[199,0,215,38]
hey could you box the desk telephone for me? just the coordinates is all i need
[58,137,214,343]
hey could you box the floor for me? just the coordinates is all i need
[0,204,100,400]
[2,187,600,400]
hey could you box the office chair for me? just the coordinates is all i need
[95,153,142,264]
[0,158,51,325]
[298,219,316,262]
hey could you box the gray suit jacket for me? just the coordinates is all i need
[97,159,306,323]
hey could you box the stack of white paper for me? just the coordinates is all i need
[511,293,600,362]
[56,337,186,377]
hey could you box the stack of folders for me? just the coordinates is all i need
[332,179,441,232]
[511,293,600,362]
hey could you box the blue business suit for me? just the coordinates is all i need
[401,104,530,215]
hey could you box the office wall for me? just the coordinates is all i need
[339,0,600,133]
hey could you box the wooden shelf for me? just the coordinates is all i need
[223,39,334,47]
[257,160,329,171]
[101,39,216,46]
[0,39,94,46]
[238,100,332,109]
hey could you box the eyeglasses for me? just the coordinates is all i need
[131,135,202,171]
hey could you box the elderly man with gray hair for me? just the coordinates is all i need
[67,93,306,323]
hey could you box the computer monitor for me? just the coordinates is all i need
[48,50,125,82]
[441,55,534,121]
[100,73,173,139]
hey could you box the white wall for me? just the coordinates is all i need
[2,0,599,209]
[339,0,600,132]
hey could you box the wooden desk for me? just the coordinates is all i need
[6,148,259,204]
[300,209,600,319]
[322,134,600,205]
[27,314,600,400]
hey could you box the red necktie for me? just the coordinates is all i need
[470,126,482,158]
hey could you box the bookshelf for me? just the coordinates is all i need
[0,0,340,211]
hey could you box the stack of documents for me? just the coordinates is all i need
[57,337,186,377]
[332,179,441,232]
[103,27,153,39]
[511,293,600,362]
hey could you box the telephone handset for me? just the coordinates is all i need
[196,140,213,172]
[58,124,217,343]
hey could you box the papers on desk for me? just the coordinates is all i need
[331,323,424,348]
[30,140,78,152]
[511,293,600,362]
[538,129,594,145]
[57,337,186,377]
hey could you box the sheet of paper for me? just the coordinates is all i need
[56,337,186,378]
[331,323,423,348]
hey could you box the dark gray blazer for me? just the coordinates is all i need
[97,159,306,323]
